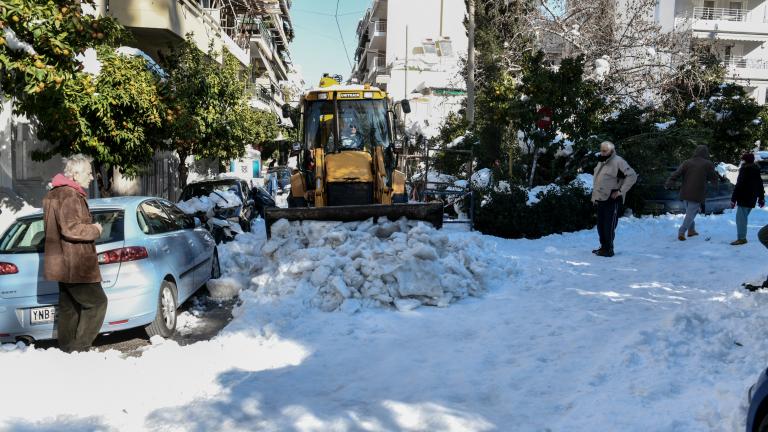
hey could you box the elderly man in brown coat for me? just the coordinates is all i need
[43,154,105,353]
[665,145,718,241]
[592,141,638,257]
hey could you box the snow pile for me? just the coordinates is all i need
[252,218,514,312]
[176,191,242,216]
[206,277,244,300]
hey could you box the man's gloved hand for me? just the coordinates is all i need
[760,199,765,208]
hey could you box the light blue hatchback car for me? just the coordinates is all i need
[0,196,220,344]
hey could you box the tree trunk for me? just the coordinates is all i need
[178,149,189,189]
[94,162,112,198]
[529,151,539,188]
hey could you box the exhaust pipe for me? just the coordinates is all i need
[15,336,35,346]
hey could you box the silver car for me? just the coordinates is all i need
[0,196,220,344]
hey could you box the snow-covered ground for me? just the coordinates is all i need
[3,211,768,430]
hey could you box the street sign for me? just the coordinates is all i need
[536,107,553,130]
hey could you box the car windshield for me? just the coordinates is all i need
[180,182,241,201]
[0,210,125,254]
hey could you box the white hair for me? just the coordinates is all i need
[62,154,93,178]
[600,141,615,151]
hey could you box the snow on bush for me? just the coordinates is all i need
[471,168,492,189]
[527,174,593,205]
[3,28,36,55]
[249,218,514,312]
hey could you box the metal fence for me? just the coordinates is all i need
[140,155,180,202]
[693,7,747,21]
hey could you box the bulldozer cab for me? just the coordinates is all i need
[303,91,393,155]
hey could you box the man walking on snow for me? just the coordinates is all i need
[592,141,638,257]
[665,145,718,241]
[43,154,105,353]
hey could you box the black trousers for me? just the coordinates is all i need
[57,282,108,353]
[596,197,621,252]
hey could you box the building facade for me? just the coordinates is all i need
[350,0,468,138]
[656,0,768,103]
[0,0,295,205]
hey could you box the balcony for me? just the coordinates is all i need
[368,20,387,51]
[694,7,746,21]
[723,56,768,81]
[95,0,248,66]
[676,7,768,40]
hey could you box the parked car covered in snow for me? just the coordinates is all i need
[0,197,220,345]
[178,179,256,232]
[641,168,735,215]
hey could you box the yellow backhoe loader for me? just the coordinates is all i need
[264,75,443,236]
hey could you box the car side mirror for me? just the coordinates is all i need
[401,99,411,114]
[193,217,202,228]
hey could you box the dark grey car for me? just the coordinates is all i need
[642,170,735,215]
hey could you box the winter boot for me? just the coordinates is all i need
[678,234,686,241]
[730,239,748,246]
[596,249,614,257]
[592,248,603,254]
[687,229,699,237]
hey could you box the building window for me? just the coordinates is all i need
[437,39,453,57]
[422,40,437,55]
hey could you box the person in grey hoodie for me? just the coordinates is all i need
[665,145,718,241]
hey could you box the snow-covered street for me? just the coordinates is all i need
[4,210,768,431]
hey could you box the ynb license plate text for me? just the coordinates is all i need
[30,307,56,324]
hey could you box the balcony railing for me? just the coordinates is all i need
[693,7,747,21]
[723,56,768,70]
[373,56,386,70]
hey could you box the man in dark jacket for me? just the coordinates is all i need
[665,145,718,241]
[731,153,765,245]
[43,154,105,353]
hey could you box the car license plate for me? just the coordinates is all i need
[30,306,56,324]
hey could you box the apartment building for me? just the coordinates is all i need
[350,0,468,138]
[656,0,768,103]
[0,0,296,204]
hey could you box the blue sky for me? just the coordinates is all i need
[289,0,370,87]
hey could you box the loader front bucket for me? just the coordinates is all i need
[264,203,444,238]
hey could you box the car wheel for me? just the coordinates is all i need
[145,280,178,338]
[211,248,221,279]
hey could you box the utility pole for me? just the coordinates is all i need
[466,0,476,125]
